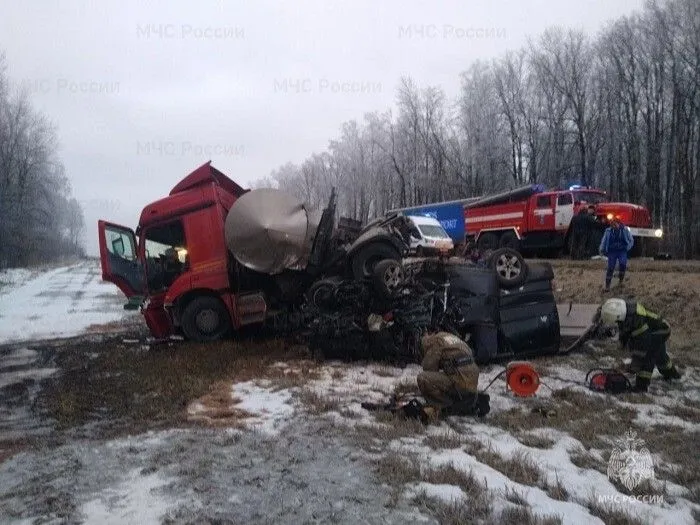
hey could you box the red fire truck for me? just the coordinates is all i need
[464,185,662,256]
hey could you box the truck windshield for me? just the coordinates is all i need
[144,221,187,292]
[574,191,608,205]
[418,224,450,238]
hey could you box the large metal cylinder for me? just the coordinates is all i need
[225,188,319,274]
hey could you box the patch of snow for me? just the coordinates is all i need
[393,439,599,525]
[406,482,464,502]
[0,347,38,367]
[232,381,295,435]
[393,422,697,525]
[0,346,57,388]
[80,468,175,525]
[626,402,698,430]
[0,367,58,389]
[297,362,423,426]
[0,261,133,344]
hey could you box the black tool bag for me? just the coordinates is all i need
[585,368,632,394]
[361,398,430,424]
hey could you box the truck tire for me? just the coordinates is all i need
[477,232,499,252]
[372,259,404,298]
[499,231,520,251]
[488,248,528,289]
[306,278,340,310]
[181,296,232,342]
[351,243,402,281]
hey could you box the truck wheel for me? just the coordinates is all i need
[488,248,528,289]
[181,296,231,342]
[372,259,404,298]
[306,278,340,309]
[499,231,520,251]
[477,232,499,252]
[351,243,402,280]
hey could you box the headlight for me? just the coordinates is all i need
[654,229,663,238]
[606,213,614,221]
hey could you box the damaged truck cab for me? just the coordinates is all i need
[99,162,408,342]
[99,163,250,340]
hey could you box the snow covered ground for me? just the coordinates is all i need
[2,353,698,523]
[1,260,698,523]
[0,260,133,344]
[249,361,700,524]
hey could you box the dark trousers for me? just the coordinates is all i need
[605,250,628,288]
[630,332,674,381]
[571,230,587,259]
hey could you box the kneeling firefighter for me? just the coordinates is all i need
[417,332,489,419]
[600,299,681,392]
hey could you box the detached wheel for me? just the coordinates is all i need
[351,243,402,280]
[181,296,231,342]
[488,248,528,289]
[306,278,339,309]
[477,232,499,252]
[372,259,404,298]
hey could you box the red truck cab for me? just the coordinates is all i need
[98,162,254,340]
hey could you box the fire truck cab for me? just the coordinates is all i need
[465,185,662,256]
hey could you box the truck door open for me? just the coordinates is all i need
[98,220,144,298]
[555,192,575,230]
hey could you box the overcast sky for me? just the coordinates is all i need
[1,0,644,255]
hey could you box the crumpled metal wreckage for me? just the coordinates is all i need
[305,258,561,366]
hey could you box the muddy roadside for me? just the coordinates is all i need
[3,257,699,453]
[0,330,437,524]
[1,258,699,523]
[548,258,700,365]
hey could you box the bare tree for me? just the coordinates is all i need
[265,0,700,257]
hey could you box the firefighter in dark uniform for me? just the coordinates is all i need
[569,209,588,260]
[581,205,601,258]
[416,332,487,418]
[601,298,681,392]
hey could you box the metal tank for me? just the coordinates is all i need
[225,188,320,274]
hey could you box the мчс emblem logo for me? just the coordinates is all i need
[607,429,655,491]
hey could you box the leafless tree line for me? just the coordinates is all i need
[258,0,699,257]
[0,52,85,268]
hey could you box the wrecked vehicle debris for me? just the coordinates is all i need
[307,257,561,364]
[98,163,563,362]
[98,162,412,342]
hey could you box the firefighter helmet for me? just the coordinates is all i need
[601,298,627,326]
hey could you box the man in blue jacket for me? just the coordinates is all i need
[599,217,634,291]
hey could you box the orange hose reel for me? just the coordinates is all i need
[505,361,540,397]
